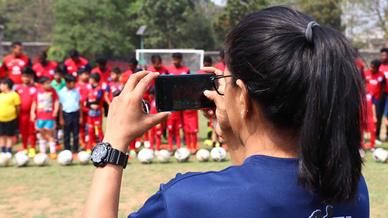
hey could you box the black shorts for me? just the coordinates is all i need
[0,119,18,136]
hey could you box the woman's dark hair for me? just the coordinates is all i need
[225,6,364,204]
[1,78,14,89]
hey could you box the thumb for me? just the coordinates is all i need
[144,112,170,128]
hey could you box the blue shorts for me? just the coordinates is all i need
[36,120,55,130]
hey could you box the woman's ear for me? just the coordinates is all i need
[236,79,250,119]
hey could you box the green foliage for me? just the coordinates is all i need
[52,0,139,59]
[142,0,215,49]
[0,0,54,42]
[213,0,270,47]
[298,0,343,31]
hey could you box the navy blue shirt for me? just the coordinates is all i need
[128,155,369,218]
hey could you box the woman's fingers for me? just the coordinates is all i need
[201,67,223,76]
[144,112,170,129]
[120,71,150,96]
[203,90,223,109]
[133,72,159,99]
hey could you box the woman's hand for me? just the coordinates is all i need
[202,67,234,144]
[103,71,170,152]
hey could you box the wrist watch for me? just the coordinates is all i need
[91,142,128,168]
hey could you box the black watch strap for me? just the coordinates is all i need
[106,148,128,169]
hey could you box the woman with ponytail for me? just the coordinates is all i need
[84,6,369,218]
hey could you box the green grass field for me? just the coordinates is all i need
[0,116,387,218]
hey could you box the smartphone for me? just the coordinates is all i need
[155,74,214,112]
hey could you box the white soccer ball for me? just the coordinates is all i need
[138,148,154,164]
[33,153,49,166]
[372,148,388,163]
[196,149,210,162]
[156,150,171,163]
[57,150,73,166]
[0,153,12,167]
[78,151,91,165]
[211,147,227,162]
[14,151,29,167]
[174,148,190,162]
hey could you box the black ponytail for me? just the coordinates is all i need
[225,6,364,204]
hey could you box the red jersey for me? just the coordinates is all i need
[15,84,37,113]
[32,61,58,80]
[183,110,198,132]
[168,65,190,75]
[214,62,225,72]
[120,69,133,84]
[147,65,169,75]
[64,57,89,77]
[2,54,30,84]
[86,84,104,110]
[355,58,365,77]
[33,87,58,120]
[379,63,388,92]
[91,66,111,83]
[106,81,123,101]
[76,81,89,111]
[365,70,384,99]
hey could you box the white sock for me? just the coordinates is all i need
[39,140,47,153]
[49,141,56,154]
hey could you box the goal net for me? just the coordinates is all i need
[136,49,204,73]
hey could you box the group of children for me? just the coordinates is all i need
[362,48,388,150]
[0,41,225,159]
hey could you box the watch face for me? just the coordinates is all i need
[91,144,108,163]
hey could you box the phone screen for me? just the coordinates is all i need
[155,74,215,112]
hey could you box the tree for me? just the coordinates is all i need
[52,0,139,60]
[298,0,343,31]
[213,0,270,46]
[0,0,54,42]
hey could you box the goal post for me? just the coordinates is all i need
[136,49,205,73]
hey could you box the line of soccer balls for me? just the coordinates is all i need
[0,147,228,167]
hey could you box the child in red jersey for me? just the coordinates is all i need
[104,67,123,105]
[64,49,90,78]
[85,73,104,152]
[2,41,31,85]
[364,60,384,149]
[149,98,163,150]
[31,76,59,159]
[15,67,37,157]
[33,50,57,81]
[183,110,199,152]
[214,49,225,72]
[76,68,90,147]
[92,57,111,84]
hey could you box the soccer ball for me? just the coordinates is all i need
[156,150,171,163]
[211,147,227,162]
[0,153,12,167]
[138,148,154,164]
[33,153,49,166]
[57,150,73,166]
[78,151,91,165]
[372,148,388,163]
[174,148,190,162]
[359,149,366,159]
[14,151,29,167]
[196,149,210,162]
